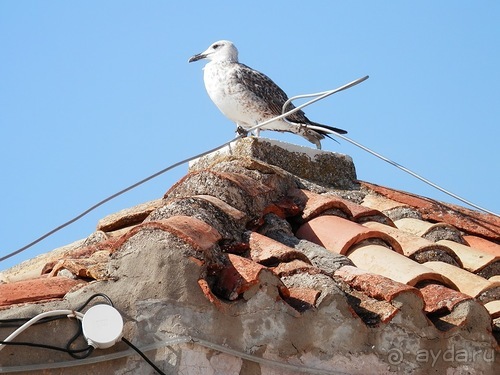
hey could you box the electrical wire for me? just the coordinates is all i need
[0,310,84,352]
[1,73,497,265]
[0,76,366,264]
[0,294,164,374]
[0,334,350,375]
[305,125,500,217]
[122,337,167,375]
[0,294,117,359]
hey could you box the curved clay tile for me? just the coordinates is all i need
[394,218,464,243]
[335,265,423,303]
[437,239,499,274]
[97,199,165,232]
[364,221,462,266]
[296,215,403,255]
[362,181,500,241]
[292,189,352,221]
[423,261,500,303]
[248,232,311,266]
[463,235,500,256]
[484,300,500,319]
[418,283,473,314]
[347,244,458,288]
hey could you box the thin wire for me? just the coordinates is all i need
[246,75,369,135]
[0,140,236,263]
[1,74,497,264]
[1,76,368,264]
[306,124,500,217]
[0,334,349,375]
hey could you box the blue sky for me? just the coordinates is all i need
[1,2,499,270]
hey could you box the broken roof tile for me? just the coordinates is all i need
[363,221,461,266]
[214,254,288,301]
[271,259,321,277]
[334,265,422,304]
[248,231,311,266]
[347,244,457,287]
[296,215,403,255]
[97,199,165,232]
[418,283,473,314]
[343,287,400,326]
[283,287,321,312]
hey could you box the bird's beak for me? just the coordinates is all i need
[188,53,206,63]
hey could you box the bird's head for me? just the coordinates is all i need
[188,40,239,64]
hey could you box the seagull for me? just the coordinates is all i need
[188,40,347,149]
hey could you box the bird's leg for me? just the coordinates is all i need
[236,125,248,137]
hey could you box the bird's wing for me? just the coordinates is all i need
[235,63,311,124]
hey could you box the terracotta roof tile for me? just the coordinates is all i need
[334,265,422,304]
[361,192,409,212]
[146,196,246,247]
[363,221,461,266]
[463,235,500,256]
[248,231,311,266]
[159,216,222,252]
[97,199,165,232]
[361,181,500,241]
[0,276,85,308]
[283,287,321,312]
[296,215,403,255]
[291,189,395,226]
[484,300,500,319]
[418,283,473,314]
[394,217,464,243]
[437,239,499,275]
[1,138,498,373]
[343,287,400,326]
[214,253,289,302]
[193,194,247,221]
[423,261,500,302]
[291,189,352,221]
[164,170,279,218]
[271,259,321,277]
[347,244,457,287]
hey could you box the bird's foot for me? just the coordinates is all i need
[236,126,249,137]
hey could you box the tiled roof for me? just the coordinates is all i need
[0,137,499,373]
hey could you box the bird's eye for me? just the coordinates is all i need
[212,43,221,49]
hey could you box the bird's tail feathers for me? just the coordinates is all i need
[308,121,348,135]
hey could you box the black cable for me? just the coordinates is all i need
[122,337,167,375]
[0,293,115,359]
[77,292,114,311]
[0,339,94,356]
